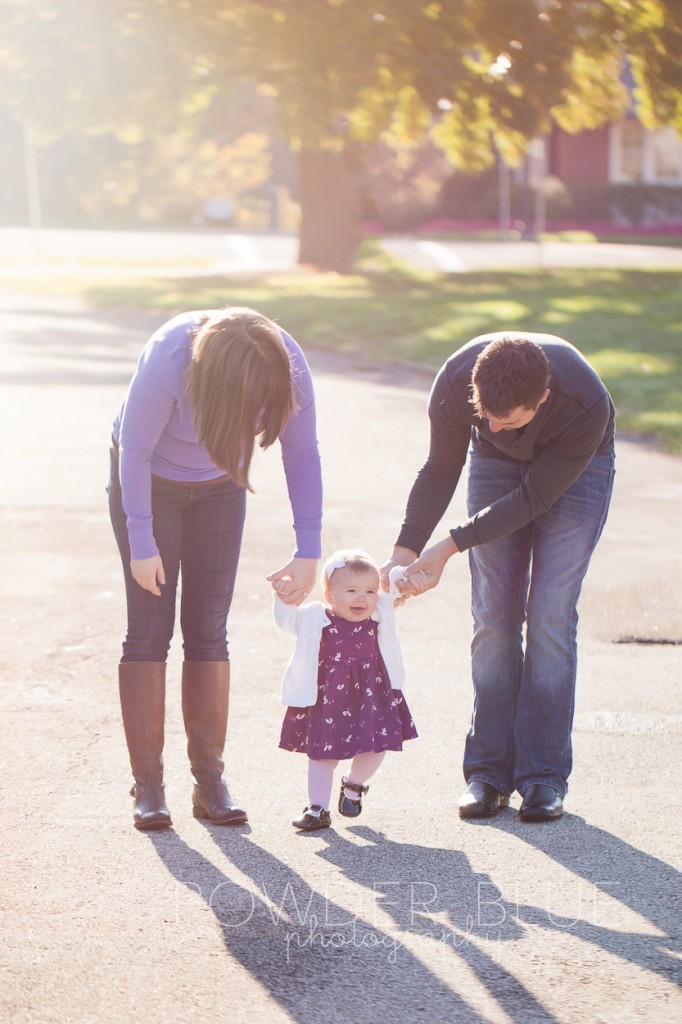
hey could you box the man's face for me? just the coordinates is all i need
[485,390,550,434]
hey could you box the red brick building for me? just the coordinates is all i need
[550,119,682,187]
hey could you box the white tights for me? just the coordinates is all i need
[307,752,386,810]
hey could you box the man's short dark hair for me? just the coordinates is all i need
[471,337,550,419]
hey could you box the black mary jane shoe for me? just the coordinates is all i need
[292,805,332,832]
[338,778,369,818]
[519,784,563,822]
[458,780,509,820]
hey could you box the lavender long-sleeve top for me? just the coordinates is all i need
[112,311,323,561]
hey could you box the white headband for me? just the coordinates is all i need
[325,556,348,580]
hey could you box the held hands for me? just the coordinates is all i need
[398,536,458,597]
[131,554,166,597]
[380,537,458,601]
[379,546,418,607]
[267,557,319,606]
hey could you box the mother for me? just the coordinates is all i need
[108,307,322,830]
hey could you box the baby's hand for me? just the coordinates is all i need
[267,557,318,605]
[379,547,417,593]
[388,565,411,607]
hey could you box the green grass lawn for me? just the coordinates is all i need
[4,241,681,452]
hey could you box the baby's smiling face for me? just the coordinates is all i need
[325,565,380,622]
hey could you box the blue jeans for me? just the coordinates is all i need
[108,448,246,663]
[463,448,615,798]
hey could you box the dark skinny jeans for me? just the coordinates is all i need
[108,447,246,663]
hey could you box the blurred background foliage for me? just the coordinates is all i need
[2,0,682,268]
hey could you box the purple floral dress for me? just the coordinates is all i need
[279,612,417,759]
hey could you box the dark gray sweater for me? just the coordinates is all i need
[397,333,615,554]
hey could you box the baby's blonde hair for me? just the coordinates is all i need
[321,549,379,589]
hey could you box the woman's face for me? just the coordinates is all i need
[325,566,380,622]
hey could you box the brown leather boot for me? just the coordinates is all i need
[181,661,247,825]
[118,662,172,830]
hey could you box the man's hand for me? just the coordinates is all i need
[399,536,458,598]
[267,557,319,606]
[131,554,166,596]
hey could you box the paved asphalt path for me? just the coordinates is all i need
[0,294,680,1023]
[3,226,682,277]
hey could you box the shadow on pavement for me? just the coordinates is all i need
[314,824,561,1023]
[487,812,681,985]
[0,304,156,387]
[183,823,563,1024]
[144,823,561,1024]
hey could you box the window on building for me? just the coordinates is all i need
[619,119,645,182]
[652,127,682,183]
[610,118,682,185]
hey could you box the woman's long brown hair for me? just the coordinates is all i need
[186,308,297,490]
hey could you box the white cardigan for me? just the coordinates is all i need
[273,568,407,708]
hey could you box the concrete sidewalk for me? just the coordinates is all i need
[1,298,680,1023]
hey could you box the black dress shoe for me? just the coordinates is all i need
[458,781,509,819]
[292,805,332,831]
[519,784,563,822]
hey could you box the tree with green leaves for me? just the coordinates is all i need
[213,0,682,267]
[3,0,681,269]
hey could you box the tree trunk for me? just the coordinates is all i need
[298,146,362,273]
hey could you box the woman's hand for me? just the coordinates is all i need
[131,555,166,596]
[398,536,458,598]
[267,557,319,606]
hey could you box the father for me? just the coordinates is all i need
[382,333,615,822]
